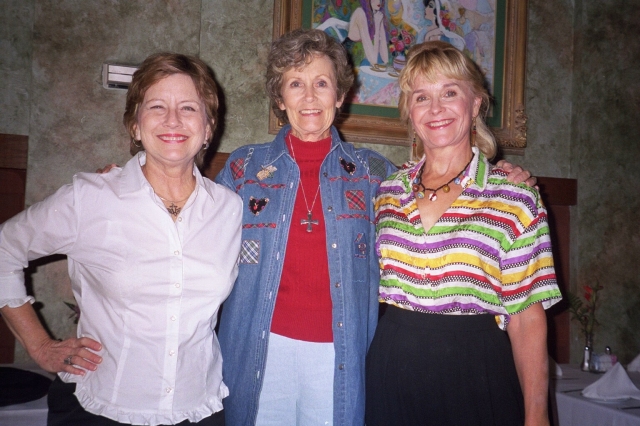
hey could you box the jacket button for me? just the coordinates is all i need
[323,172,328,177]
[335,282,341,288]
[331,243,337,248]
[327,206,333,211]
[338,364,345,370]
[337,322,343,327]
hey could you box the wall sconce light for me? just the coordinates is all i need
[102,63,138,90]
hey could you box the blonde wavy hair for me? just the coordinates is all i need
[397,41,497,159]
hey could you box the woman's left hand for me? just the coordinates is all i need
[1,303,103,376]
[496,160,537,188]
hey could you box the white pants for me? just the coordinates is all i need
[255,333,335,426]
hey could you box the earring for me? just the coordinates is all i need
[203,142,210,150]
[133,139,142,148]
[412,131,419,161]
[471,117,477,146]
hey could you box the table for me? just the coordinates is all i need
[0,364,54,426]
[552,364,640,426]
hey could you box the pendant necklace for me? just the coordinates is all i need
[156,192,192,217]
[288,134,321,233]
[154,180,196,218]
[412,153,474,201]
[141,163,195,218]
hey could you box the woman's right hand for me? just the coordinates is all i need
[31,336,103,376]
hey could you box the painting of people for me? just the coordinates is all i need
[312,0,498,109]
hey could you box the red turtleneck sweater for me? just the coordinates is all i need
[270,133,333,342]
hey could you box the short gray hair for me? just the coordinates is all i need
[266,29,354,123]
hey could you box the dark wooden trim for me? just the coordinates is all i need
[537,177,577,206]
[538,177,577,363]
[204,152,230,181]
[0,133,28,170]
[0,134,28,363]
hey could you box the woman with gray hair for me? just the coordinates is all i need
[215,29,533,426]
[216,28,397,426]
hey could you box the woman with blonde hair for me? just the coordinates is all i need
[366,41,561,426]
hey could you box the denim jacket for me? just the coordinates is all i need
[216,125,397,426]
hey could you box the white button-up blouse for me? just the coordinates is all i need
[0,152,242,425]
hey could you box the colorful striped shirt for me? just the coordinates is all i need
[374,148,562,329]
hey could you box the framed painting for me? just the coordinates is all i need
[270,0,528,151]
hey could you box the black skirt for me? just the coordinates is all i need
[365,305,524,426]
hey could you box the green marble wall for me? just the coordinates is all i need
[568,1,640,364]
[0,0,33,135]
[1,0,639,365]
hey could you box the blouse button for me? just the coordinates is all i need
[169,350,175,356]
[175,283,181,288]
[166,387,173,393]
[174,250,180,256]
[177,217,183,222]
[170,315,176,321]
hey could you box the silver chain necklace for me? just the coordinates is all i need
[288,134,321,233]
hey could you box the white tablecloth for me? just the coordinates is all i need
[552,364,640,426]
[0,364,54,426]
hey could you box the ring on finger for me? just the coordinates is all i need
[64,355,73,365]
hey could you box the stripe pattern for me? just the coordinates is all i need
[374,148,562,329]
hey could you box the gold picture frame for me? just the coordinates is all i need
[269,0,528,152]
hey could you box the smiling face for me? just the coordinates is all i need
[134,73,211,167]
[278,55,344,141]
[409,73,481,153]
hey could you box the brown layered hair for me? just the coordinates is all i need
[123,52,219,163]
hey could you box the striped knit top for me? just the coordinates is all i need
[374,148,562,329]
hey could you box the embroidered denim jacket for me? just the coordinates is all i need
[216,125,397,426]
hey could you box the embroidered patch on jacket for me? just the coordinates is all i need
[368,157,387,179]
[230,158,245,180]
[336,213,370,221]
[242,223,277,229]
[240,240,260,264]
[340,157,356,175]
[345,190,366,210]
[249,197,269,215]
[354,233,367,258]
[256,165,277,181]
[329,176,370,183]
[243,180,287,189]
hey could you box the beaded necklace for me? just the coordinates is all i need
[412,153,474,201]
